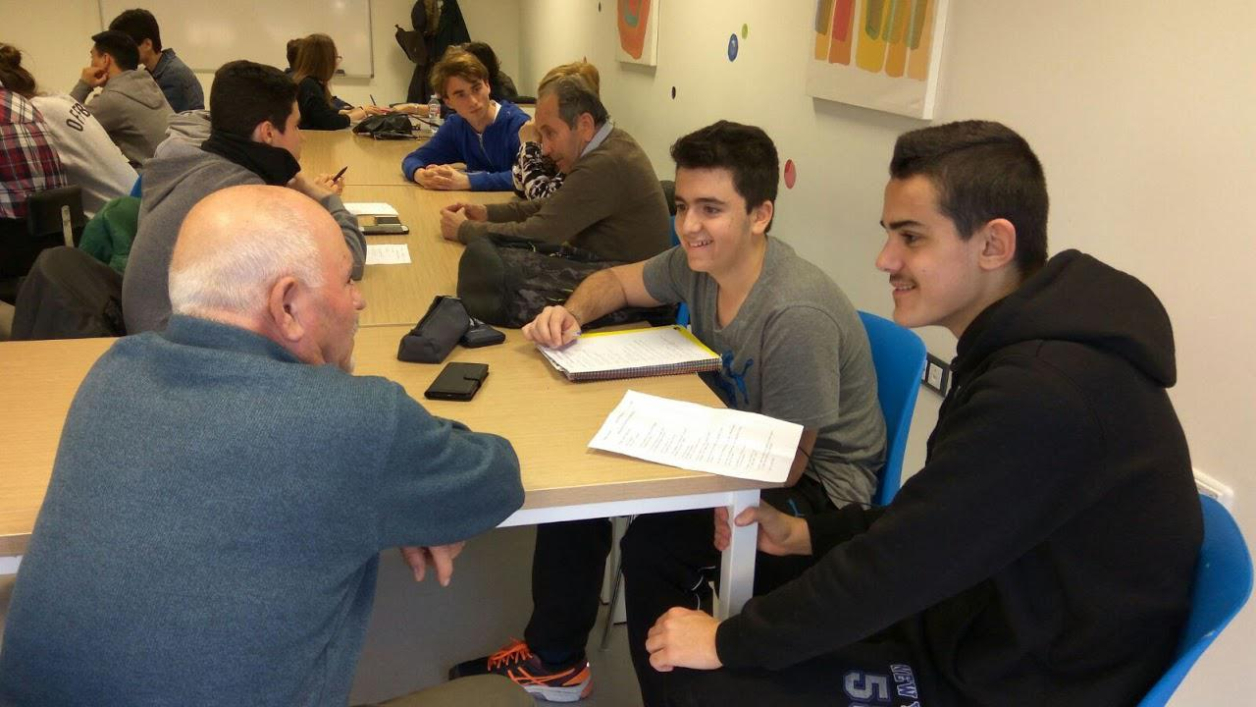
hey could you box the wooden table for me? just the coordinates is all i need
[299,130,426,187]
[341,184,512,328]
[0,329,767,615]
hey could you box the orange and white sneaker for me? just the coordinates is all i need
[448,639,593,702]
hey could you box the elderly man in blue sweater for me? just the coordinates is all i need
[0,185,531,707]
[401,48,529,192]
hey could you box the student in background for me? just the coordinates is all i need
[284,38,300,75]
[463,41,517,103]
[0,84,67,278]
[291,33,381,130]
[0,44,137,217]
[70,30,172,168]
[511,61,599,201]
[123,60,366,334]
[633,121,1202,707]
[401,48,529,192]
[108,8,205,113]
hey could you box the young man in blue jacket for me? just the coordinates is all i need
[402,48,529,192]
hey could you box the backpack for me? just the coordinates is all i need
[456,234,676,329]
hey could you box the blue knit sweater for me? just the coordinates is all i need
[401,100,529,191]
[0,316,523,706]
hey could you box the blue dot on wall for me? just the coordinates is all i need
[727,34,739,62]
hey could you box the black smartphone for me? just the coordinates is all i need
[424,362,489,401]
[362,215,410,235]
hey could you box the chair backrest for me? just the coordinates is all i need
[1137,495,1253,706]
[858,311,927,506]
[25,185,86,245]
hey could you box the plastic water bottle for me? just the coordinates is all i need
[427,94,442,134]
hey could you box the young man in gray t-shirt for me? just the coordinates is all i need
[503,121,885,704]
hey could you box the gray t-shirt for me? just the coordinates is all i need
[642,237,886,506]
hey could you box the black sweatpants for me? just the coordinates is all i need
[522,518,612,657]
[620,477,934,706]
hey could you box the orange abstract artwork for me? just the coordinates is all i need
[807,0,948,118]
[617,0,659,66]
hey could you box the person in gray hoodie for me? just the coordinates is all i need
[71,30,172,168]
[123,60,367,335]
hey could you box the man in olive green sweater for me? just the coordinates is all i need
[439,74,669,264]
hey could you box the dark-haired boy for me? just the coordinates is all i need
[635,121,1202,707]
[450,121,885,701]
[71,30,172,167]
[122,60,366,334]
[108,8,205,112]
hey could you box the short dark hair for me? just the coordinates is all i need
[108,9,162,53]
[209,61,298,139]
[890,120,1049,276]
[537,74,608,129]
[670,121,779,229]
[91,30,140,72]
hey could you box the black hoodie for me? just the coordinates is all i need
[715,250,1202,707]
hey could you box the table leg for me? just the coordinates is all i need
[716,488,760,619]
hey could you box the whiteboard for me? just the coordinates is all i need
[97,0,375,78]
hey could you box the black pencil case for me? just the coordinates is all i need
[398,296,471,363]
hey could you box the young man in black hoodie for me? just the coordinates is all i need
[634,120,1203,707]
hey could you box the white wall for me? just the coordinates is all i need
[516,1,1255,703]
[0,0,519,108]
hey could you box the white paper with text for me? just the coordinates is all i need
[345,202,399,216]
[365,244,411,265]
[588,391,802,483]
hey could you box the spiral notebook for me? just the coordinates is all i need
[538,325,721,382]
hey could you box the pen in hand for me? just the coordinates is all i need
[333,166,348,182]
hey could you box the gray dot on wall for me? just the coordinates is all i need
[598,2,602,10]
[671,86,676,99]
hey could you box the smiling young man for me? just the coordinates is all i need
[635,120,1202,707]
[438,73,669,263]
[445,121,884,702]
[401,48,529,192]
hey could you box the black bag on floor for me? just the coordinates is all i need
[456,234,676,329]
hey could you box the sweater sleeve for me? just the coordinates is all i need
[456,155,619,246]
[372,385,524,548]
[401,120,466,181]
[714,358,1106,671]
[70,80,93,104]
[466,166,514,192]
[297,79,350,131]
[318,193,367,280]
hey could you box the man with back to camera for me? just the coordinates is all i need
[123,60,367,335]
[70,29,173,167]
[0,184,531,707]
[438,73,669,264]
[448,121,885,702]
[108,7,205,113]
[634,120,1202,707]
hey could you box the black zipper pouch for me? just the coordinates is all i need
[397,296,471,363]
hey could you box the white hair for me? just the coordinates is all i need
[168,198,324,318]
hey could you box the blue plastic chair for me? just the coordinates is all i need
[858,311,927,506]
[128,174,142,198]
[1137,495,1252,706]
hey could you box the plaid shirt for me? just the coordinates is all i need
[1,86,67,220]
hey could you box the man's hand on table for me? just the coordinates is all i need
[415,165,471,191]
[521,305,581,348]
[439,202,487,241]
[288,172,343,199]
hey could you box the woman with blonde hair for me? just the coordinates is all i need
[512,61,600,200]
[292,34,382,130]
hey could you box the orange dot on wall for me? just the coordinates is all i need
[784,159,797,189]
